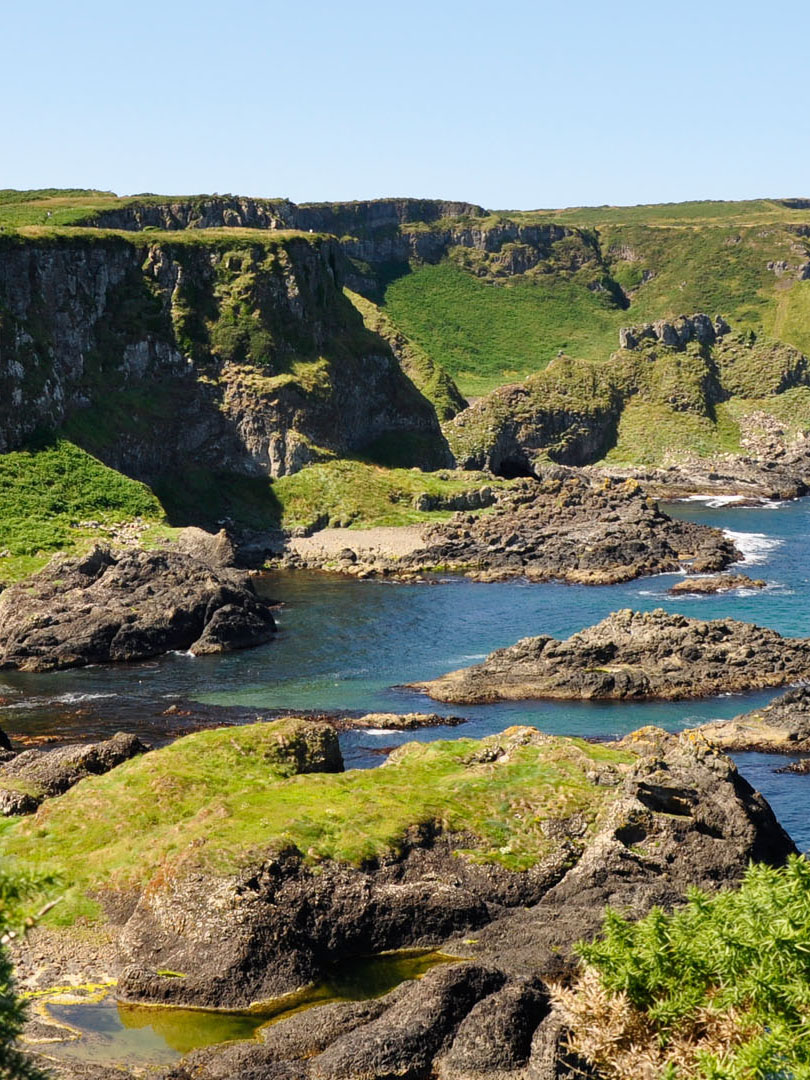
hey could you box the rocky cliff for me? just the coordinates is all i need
[0,232,451,487]
[447,317,810,483]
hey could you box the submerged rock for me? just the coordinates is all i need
[0,732,148,816]
[410,608,810,704]
[691,686,810,753]
[0,546,277,671]
[668,573,766,595]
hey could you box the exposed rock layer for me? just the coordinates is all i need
[691,686,810,753]
[0,546,277,671]
[411,609,810,704]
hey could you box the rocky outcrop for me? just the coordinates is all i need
[62,727,791,1080]
[81,196,487,235]
[668,573,766,594]
[0,732,148,815]
[618,313,730,351]
[691,686,810,753]
[447,320,810,493]
[0,233,450,478]
[279,475,740,584]
[410,609,810,704]
[0,545,277,671]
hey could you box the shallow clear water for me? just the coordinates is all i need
[2,495,810,846]
[42,950,453,1066]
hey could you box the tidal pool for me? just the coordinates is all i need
[39,949,456,1066]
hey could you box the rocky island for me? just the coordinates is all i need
[410,609,810,704]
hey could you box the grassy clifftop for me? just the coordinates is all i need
[0,720,632,925]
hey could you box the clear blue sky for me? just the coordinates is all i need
[4,0,808,209]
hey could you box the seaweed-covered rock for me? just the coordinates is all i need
[0,546,277,671]
[410,609,810,704]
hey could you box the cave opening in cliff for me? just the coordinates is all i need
[494,457,536,480]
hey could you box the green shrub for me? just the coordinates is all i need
[558,856,810,1079]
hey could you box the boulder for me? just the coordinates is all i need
[174,527,237,568]
[0,733,148,815]
[0,546,277,671]
[669,573,766,595]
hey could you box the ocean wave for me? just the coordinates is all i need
[0,691,118,711]
[724,530,783,565]
[679,494,747,507]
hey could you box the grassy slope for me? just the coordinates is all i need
[0,720,633,925]
[0,439,167,583]
[383,263,623,396]
[383,205,810,396]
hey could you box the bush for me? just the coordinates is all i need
[556,856,810,1079]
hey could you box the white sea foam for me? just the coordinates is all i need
[724,530,783,565]
[679,494,747,508]
[0,691,118,710]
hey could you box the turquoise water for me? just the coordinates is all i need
[2,495,810,846]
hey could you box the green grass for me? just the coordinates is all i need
[270,460,503,531]
[0,438,165,583]
[603,399,742,465]
[383,262,624,395]
[0,720,634,925]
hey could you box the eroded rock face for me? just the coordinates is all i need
[410,609,810,704]
[0,546,277,671]
[0,732,148,816]
[116,728,795,1080]
[692,686,810,753]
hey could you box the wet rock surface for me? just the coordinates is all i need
[410,608,810,704]
[0,732,148,815]
[691,686,810,754]
[0,546,277,671]
[280,475,739,584]
[50,727,793,1080]
[668,573,766,594]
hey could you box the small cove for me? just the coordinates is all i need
[2,496,810,850]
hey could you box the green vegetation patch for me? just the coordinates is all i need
[560,856,810,1079]
[271,460,504,531]
[344,288,467,420]
[0,721,633,925]
[383,262,623,396]
[0,438,165,583]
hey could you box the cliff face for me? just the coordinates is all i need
[78,197,614,298]
[0,233,450,481]
[81,196,487,235]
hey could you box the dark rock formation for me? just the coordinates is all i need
[0,546,277,671]
[691,686,810,753]
[618,313,730,351]
[0,732,148,815]
[410,608,810,704]
[668,573,766,595]
[280,474,740,584]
